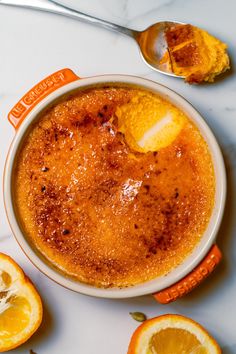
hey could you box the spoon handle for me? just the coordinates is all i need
[0,0,139,38]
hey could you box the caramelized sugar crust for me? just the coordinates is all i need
[165,25,203,78]
[14,87,215,288]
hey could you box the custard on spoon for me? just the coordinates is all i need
[160,24,230,83]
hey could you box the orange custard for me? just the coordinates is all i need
[14,87,215,288]
[161,24,230,84]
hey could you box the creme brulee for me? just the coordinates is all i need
[14,87,215,288]
[160,24,230,84]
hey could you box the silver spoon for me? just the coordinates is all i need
[0,0,184,78]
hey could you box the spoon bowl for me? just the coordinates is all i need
[136,21,185,77]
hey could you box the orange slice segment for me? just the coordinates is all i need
[0,253,43,352]
[128,314,221,354]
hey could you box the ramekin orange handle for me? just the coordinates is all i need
[8,68,79,129]
[153,244,222,304]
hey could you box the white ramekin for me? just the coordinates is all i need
[3,69,226,302]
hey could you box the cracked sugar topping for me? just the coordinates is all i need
[14,87,215,288]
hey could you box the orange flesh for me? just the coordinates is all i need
[150,328,207,354]
[0,297,30,339]
[14,87,215,288]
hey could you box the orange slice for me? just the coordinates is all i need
[0,253,43,352]
[127,314,221,354]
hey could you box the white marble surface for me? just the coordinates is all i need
[0,0,236,353]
